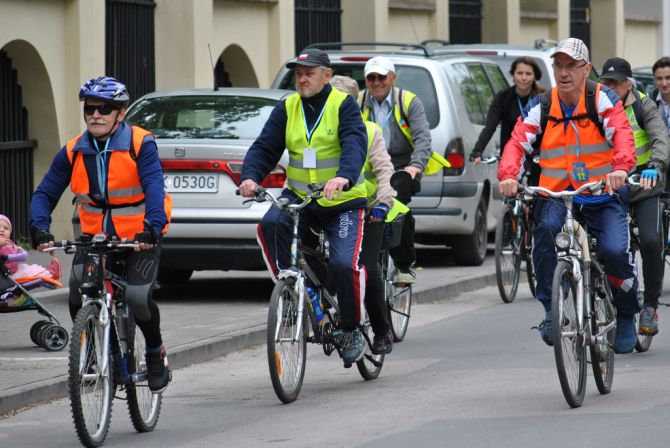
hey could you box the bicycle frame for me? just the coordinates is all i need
[48,236,144,384]
[522,181,615,348]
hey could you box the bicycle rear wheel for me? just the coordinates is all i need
[126,318,162,432]
[590,264,615,394]
[384,251,412,342]
[68,304,114,447]
[552,260,587,408]
[267,280,307,404]
[495,204,521,303]
[356,319,385,381]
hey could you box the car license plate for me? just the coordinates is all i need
[164,174,218,193]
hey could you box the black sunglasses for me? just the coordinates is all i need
[83,104,118,116]
[366,74,388,82]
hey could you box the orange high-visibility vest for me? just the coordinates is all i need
[66,126,172,239]
[539,83,613,191]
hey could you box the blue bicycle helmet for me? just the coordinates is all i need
[79,76,130,108]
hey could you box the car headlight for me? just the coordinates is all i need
[555,232,571,250]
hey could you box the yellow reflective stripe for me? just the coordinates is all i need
[289,156,340,169]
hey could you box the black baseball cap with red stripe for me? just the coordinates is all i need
[286,49,331,69]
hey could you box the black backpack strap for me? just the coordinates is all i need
[128,127,138,161]
[359,90,367,114]
[584,79,605,137]
[631,90,646,131]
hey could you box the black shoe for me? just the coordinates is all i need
[145,345,171,393]
[371,331,393,355]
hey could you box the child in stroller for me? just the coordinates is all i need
[0,215,68,351]
[0,214,60,280]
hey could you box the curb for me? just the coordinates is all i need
[0,272,497,416]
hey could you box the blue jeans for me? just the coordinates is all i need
[257,189,366,331]
[532,190,640,318]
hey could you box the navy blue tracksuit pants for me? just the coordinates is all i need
[257,189,366,331]
[532,188,640,318]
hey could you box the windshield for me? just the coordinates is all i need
[126,95,277,139]
[277,64,440,129]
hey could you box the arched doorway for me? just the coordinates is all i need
[1,40,60,242]
[215,44,259,88]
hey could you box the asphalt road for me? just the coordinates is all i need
[1,273,669,447]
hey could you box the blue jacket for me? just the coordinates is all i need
[31,122,168,236]
[241,84,368,197]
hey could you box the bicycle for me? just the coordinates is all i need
[248,185,384,404]
[381,214,412,341]
[629,179,666,352]
[522,180,616,408]
[46,234,164,447]
[482,156,536,303]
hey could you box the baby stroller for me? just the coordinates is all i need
[0,252,69,351]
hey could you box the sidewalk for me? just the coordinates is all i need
[0,253,498,416]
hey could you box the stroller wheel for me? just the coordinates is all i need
[40,324,69,352]
[30,320,51,347]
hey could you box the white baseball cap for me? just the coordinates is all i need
[551,37,590,62]
[364,57,396,77]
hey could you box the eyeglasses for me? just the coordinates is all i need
[552,62,588,72]
[83,104,118,116]
[366,74,388,82]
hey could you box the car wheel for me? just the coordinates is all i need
[451,199,487,266]
[157,267,193,284]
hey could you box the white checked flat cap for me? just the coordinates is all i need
[552,38,590,62]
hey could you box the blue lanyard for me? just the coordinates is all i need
[301,102,327,145]
[92,137,111,198]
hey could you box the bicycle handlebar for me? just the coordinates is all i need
[235,183,325,212]
[522,180,605,198]
[43,235,139,253]
[480,155,499,165]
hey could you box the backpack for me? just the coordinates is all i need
[534,79,603,149]
[359,88,411,126]
[630,89,646,131]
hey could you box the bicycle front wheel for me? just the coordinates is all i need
[495,205,521,303]
[267,280,307,404]
[552,260,587,408]
[126,318,162,432]
[356,319,385,381]
[68,304,114,447]
[590,265,615,394]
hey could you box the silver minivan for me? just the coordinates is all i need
[272,47,508,265]
[124,88,292,281]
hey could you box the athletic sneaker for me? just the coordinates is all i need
[145,345,171,393]
[340,329,364,364]
[638,306,659,335]
[540,310,553,346]
[393,269,416,284]
[371,330,393,355]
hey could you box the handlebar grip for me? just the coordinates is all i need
[6,251,28,263]
[235,189,241,196]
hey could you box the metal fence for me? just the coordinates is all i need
[0,51,35,244]
[295,0,342,54]
[106,0,156,103]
